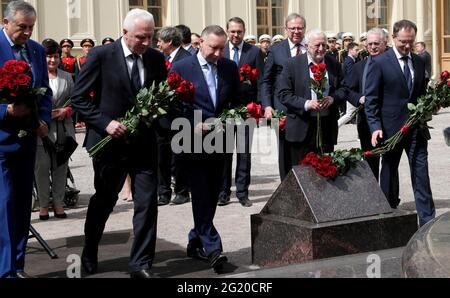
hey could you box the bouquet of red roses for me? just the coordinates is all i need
[239,64,259,86]
[0,60,47,136]
[309,63,327,154]
[88,72,195,157]
[212,102,263,132]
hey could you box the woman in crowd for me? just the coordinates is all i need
[35,38,75,220]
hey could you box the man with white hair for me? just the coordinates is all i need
[278,29,346,172]
[72,9,167,278]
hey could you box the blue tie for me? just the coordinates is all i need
[401,56,413,93]
[233,46,239,66]
[205,63,217,107]
[13,44,28,63]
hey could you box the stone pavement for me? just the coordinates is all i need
[25,108,450,278]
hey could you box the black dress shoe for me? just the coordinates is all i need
[130,269,158,278]
[81,250,98,274]
[239,198,253,207]
[187,242,208,261]
[54,212,68,219]
[39,214,50,221]
[158,195,171,206]
[208,250,228,273]
[172,194,190,205]
[217,195,230,206]
[16,271,33,279]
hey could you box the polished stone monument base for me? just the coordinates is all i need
[251,211,417,268]
[251,162,419,268]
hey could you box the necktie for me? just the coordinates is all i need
[401,56,413,93]
[296,44,302,56]
[13,44,28,63]
[362,56,372,93]
[233,46,239,65]
[206,63,217,107]
[165,55,171,61]
[131,54,142,95]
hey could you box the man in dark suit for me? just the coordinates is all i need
[415,41,432,81]
[346,28,388,180]
[176,24,198,56]
[261,13,307,180]
[218,17,264,207]
[72,9,167,278]
[0,1,52,279]
[156,26,192,206]
[0,1,52,278]
[365,20,435,227]
[278,29,346,169]
[171,25,240,273]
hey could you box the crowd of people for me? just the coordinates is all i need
[0,0,438,279]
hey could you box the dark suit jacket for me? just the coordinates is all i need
[418,51,432,79]
[278,54,346,144]
[71,39,167,151]
[173,47,192,62]
[260,39,293,112]
[365,48,427,139]
[0,30,52,153]
[171,54,240,123]
[224,42,264,105]
[343,55,356,86]
[186,46,198,56]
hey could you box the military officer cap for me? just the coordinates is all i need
[244,35,257,43]
[272,34,285,43]
[326,32,338,41]
[360,32,368,41]
[342,32,354,41]
[102,37,115,45]
[59,38,74,48]
[80,38,95,47]
[259,34,272,43]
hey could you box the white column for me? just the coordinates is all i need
[166,0,180,26]
[246,0,257,36]
[431,0,439,77]
[416,0,425,42]
[27,0,40,41]
[334,0,342,33]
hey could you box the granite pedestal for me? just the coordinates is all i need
[251,161,418,268]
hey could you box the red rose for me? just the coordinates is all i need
[400,125,410,135]
[241,64,251,74]
[167,72,182,90]
[364,151,374,158]
[239,74,245,82]
[176,80,195,103]
[441,70,450,82]
[279,117,286,131]
[246,102,257,114]
[448,80,450,87]
[326,165,338,179]
[310,65,319,74]
[251,68,259,81]
[314,73,323,82]
[16,73,31,87]
[318,63,326,73]
[165,60,172,70]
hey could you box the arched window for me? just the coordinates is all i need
[257,0,286,37]
[129,0,165,30]
[366,0,392,31]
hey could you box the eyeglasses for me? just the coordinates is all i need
[286,27,305,33]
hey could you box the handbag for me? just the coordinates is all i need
[55,122,78,167]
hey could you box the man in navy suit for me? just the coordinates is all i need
[72,9,167,278]
[365,20,435,227]
[156,26,192,206]
[171,25,240,273]
[278,29,346,170]
[261,13,307,180]
[218,17,264,207]
[0,1,52,278]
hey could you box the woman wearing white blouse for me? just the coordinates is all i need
[35,39,75,220]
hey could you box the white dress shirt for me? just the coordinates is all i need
[121,37,145,86]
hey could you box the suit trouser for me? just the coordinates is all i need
[277,130,291,181]
[185,152,224,256]
[34,145,68,209]
[156,129,173,198]
[0,148,35,278]
[84,141,158,271]
[358,113,380,181]
[380,129,435,227]
[220,125,253,200]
